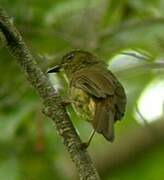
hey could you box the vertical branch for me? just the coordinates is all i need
[0,7,100,180]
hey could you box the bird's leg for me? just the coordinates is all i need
[80,129,96,150]
[61,98,76,106]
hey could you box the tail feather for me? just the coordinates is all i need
[93,98,115,142]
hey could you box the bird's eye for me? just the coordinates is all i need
[66,53,74,60]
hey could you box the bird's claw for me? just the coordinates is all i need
[80,142,89,150]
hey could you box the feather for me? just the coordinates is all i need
[70,66,126,141]
[93,97,115,141]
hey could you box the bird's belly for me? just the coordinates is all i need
[70,87,95,121]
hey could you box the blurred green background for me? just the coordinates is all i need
[0,0,164,180]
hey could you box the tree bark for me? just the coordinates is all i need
[0,7,100,180]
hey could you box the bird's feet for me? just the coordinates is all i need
[61,98,76,106]
[80,142,89,150]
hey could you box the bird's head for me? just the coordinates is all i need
[47,50,99,78]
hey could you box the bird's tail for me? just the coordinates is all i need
[93,97,115,142]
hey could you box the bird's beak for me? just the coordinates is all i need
[47,65,61,73]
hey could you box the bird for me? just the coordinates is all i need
[47,50,126,148]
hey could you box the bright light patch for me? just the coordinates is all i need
[49,74,62,92]
[108,50,145,71]
[137,79,164,123]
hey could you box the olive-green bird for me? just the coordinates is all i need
[47,50,126,146]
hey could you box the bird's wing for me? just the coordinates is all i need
[114,81,127,119]
[71,69,117,141]
[71,68,126,141]
[71,69,115,98]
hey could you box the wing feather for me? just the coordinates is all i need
[71,69,115,98]
[70,68,126,121]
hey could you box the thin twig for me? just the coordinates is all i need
[121,52,150,61]
[114,62,164,79]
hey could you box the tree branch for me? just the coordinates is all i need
[0,7,100,180]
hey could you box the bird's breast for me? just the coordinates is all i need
[70,87,95,121]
